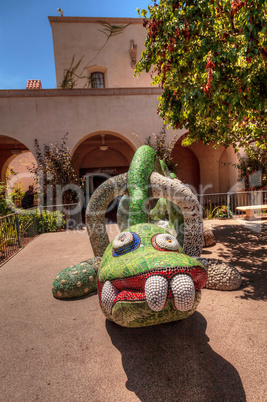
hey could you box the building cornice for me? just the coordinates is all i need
[0,88,163,98]
[48,16,144,25]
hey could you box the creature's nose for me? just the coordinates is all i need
[145,274,195,312]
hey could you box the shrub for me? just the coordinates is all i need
[0,182,12,217]
[39,210,66,233]
[28,134,84,206]
[18,209,66,235]
[214,205,233,219]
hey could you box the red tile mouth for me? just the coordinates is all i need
[98,266,207,305]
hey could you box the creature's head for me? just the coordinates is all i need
[98,223,207,327]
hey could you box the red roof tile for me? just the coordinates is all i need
[26,80,42,89]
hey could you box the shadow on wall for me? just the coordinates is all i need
[211,222,267,301]
[106,312,246,402]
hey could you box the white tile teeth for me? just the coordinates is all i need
[170,274,195,311]
[101,281,119,314]
[145,275,168,312]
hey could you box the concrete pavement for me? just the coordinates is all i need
[0,220,266,401]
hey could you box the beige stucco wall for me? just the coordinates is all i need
[49,17,152,89]
[188,142,238,193]
[0,88,183,156]
[0,87,239,193]
[172,140,238,194]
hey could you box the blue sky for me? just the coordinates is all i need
[0,0,151,90]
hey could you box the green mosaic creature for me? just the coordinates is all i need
[52,145,242,328]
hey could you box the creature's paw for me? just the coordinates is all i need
[203,224,216,247]
[195,258,242,290]
[52,257,101,299]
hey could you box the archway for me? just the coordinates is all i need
[72,130,136,156]
[171,139,200,193]
[72,133,135,222]
[0,135,36,193]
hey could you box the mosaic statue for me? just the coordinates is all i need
[52,145,241,327]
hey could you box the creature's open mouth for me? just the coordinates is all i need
[98,266,207,314]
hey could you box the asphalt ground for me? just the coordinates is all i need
[0,219,266,401]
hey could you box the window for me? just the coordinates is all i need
[91,72,105,88]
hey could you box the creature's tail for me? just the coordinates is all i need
[127,145,158,226]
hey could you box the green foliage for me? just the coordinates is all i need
[5,165,31,206]
[0,209,66,259]
[204,202,232,219]
[202,202,220,219]
[6,167,17,181]
[0,183,12,217]
[144,126,178,171]
[135,0,267,151]
[28,133,84,205]
[204,201,216,219]
[4,167,26,205]
[18,213,36,237]
[236,145,266,190]
[214,205,233,219]
[0,218,16,257]
[11,209,65,238]
[38,210,65,233]
[87,21,130,67]
[9,183,25,205]
[59,56,86,89]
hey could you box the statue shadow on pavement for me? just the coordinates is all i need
[106,312,246,402]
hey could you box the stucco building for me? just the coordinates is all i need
[0,16,238,198]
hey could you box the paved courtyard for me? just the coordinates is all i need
[0,219,266,401]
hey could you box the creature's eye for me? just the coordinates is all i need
[112,232,140,257]
[152,234,179,252]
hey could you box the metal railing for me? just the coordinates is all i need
[0,210,38,264]
[1,191,266,265]
[0,203,82,266]
[197,190,267,218]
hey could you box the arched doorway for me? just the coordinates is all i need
[171,140,200,193]
[73,133,135,222]
[0,135,36,205]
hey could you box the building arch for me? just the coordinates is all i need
[171,136,200,193]
[73,132,136,222]
[80,147,129,169]
[172,133,239,194]
[0,135,36,188]
[71,130,137,157]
